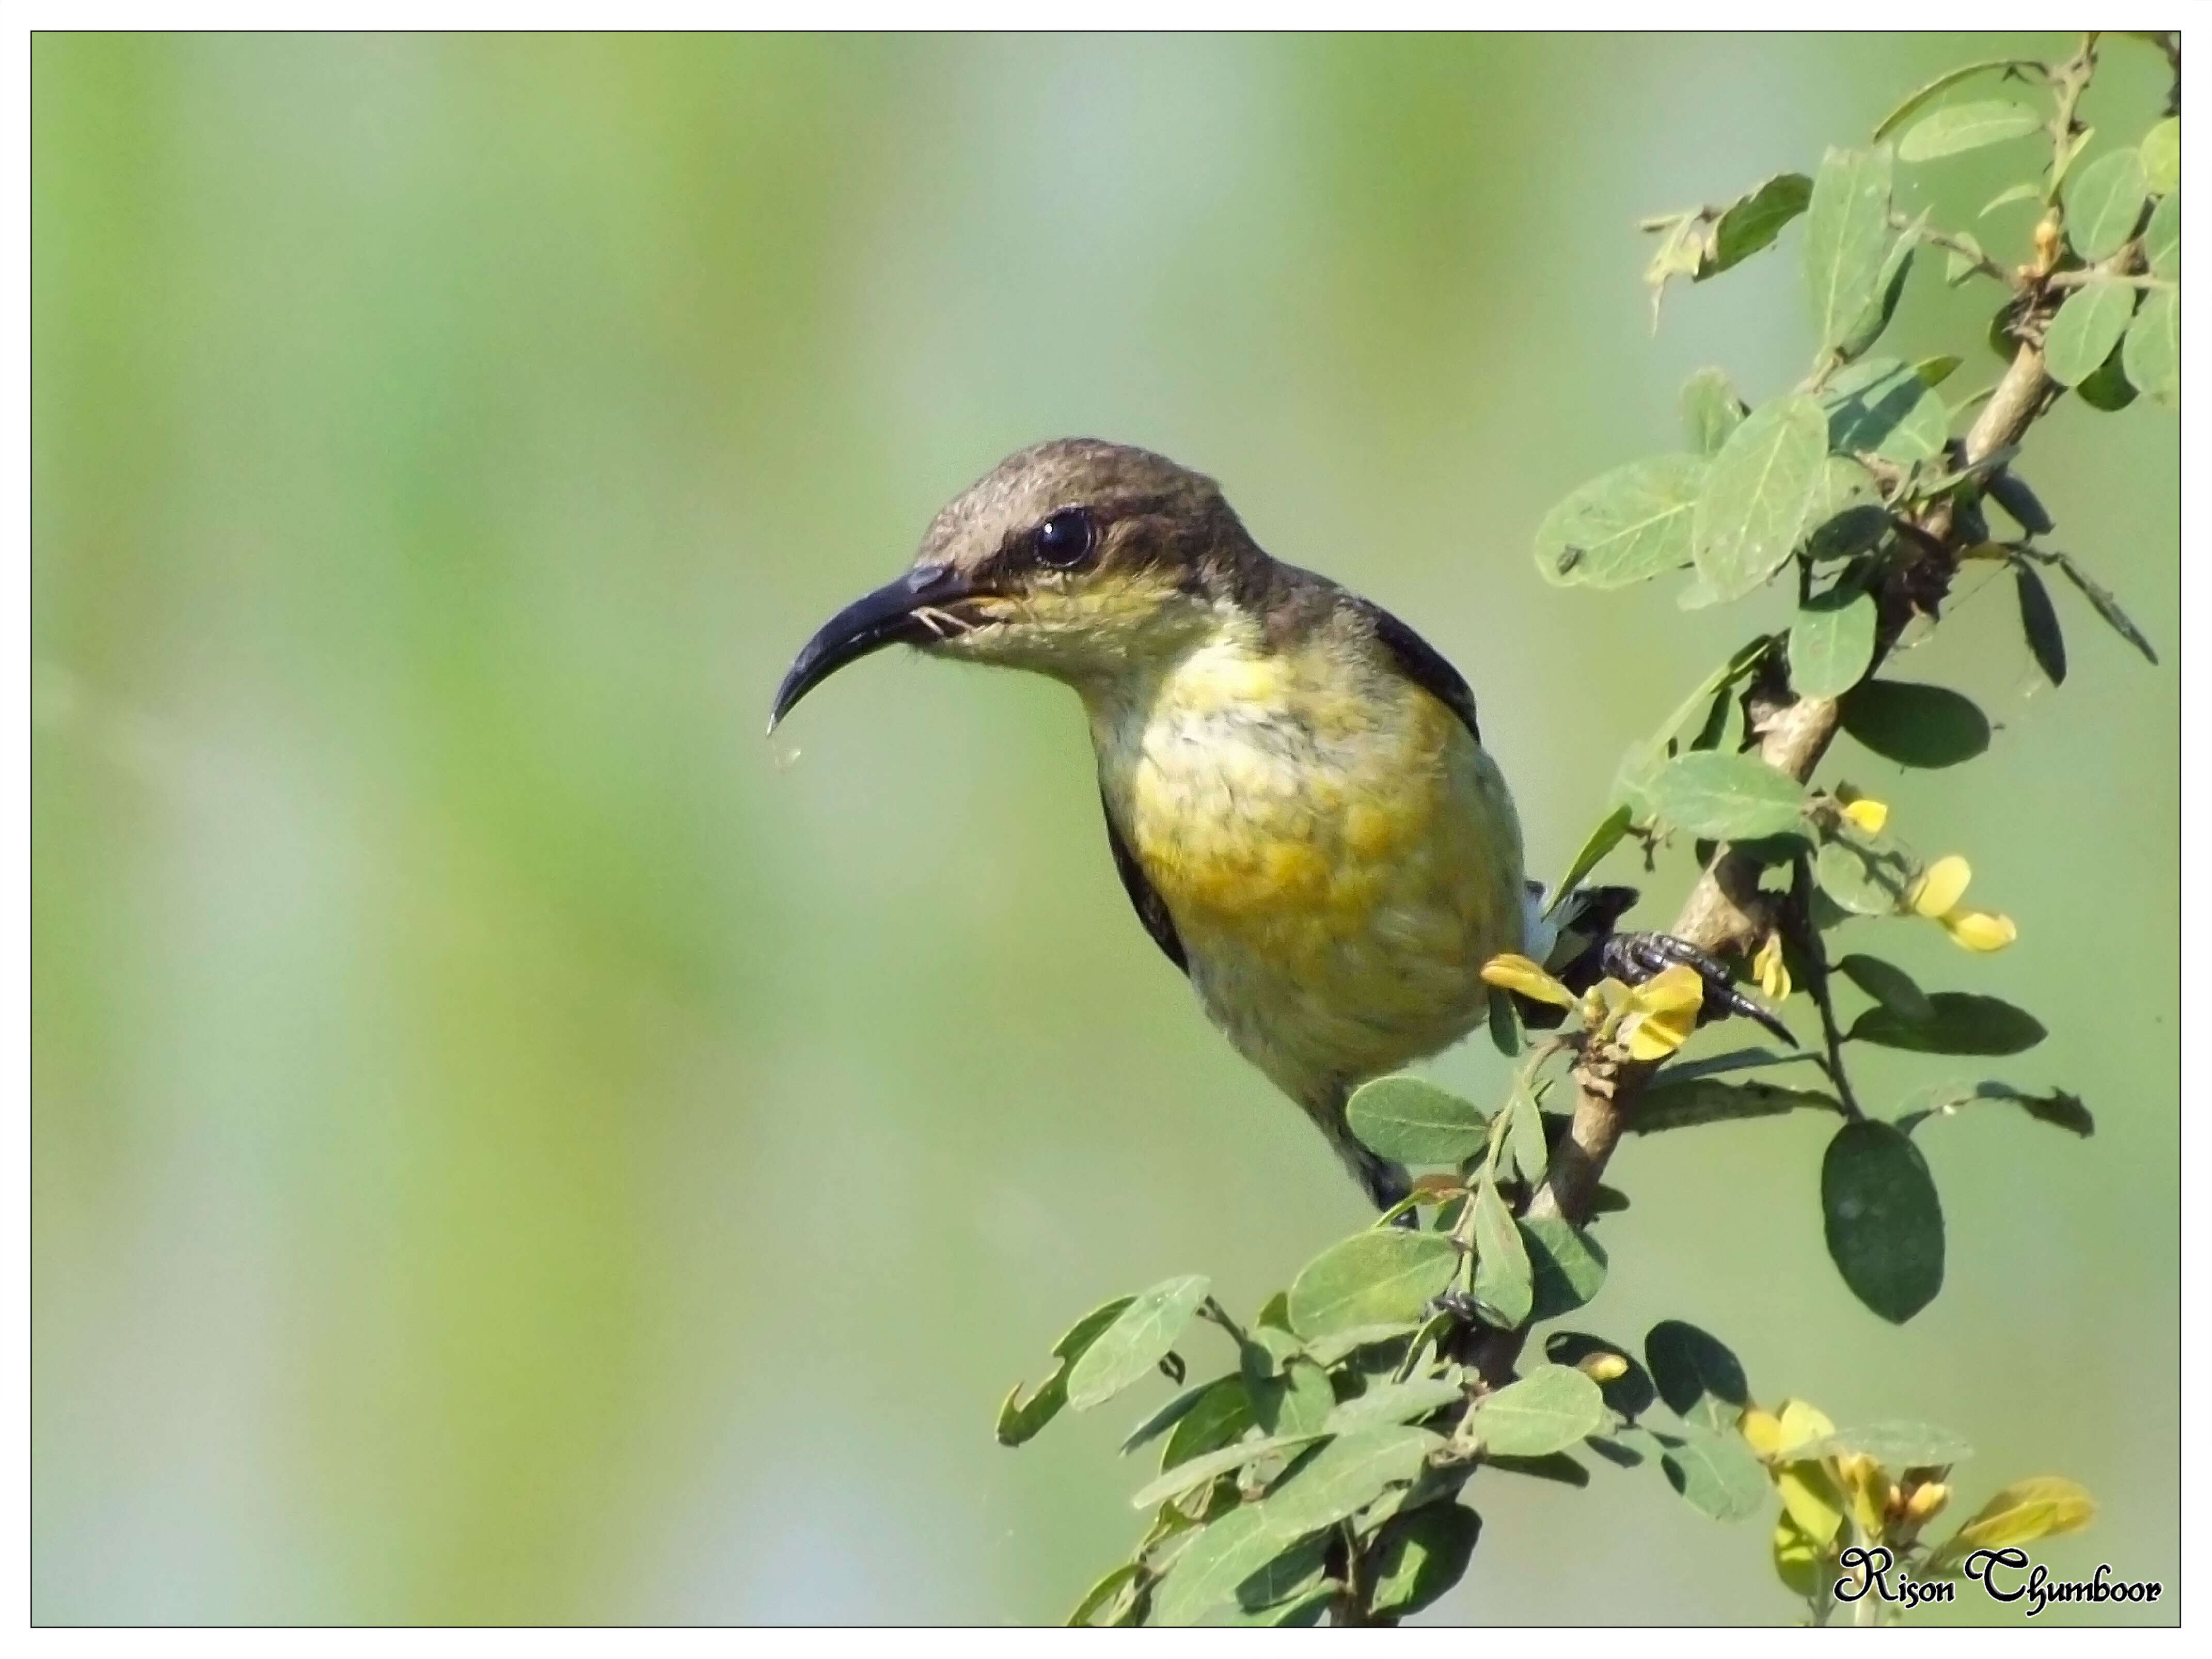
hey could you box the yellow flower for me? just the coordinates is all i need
[1908,856,2018,952]
[1618,963,1703,1061]
[1909,855,1972,918]
[1578,1351,1630,1383]
[1840,796,1889,834]
[1480,952,1577,1008]
[1753,932,1792,1003]
[1941,910,2018,952]
[1904,1481,1951,1524]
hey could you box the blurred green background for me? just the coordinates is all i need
[33,32,2177,1625]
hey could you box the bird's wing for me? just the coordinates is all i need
[1099,792,1189,975]
[1357,599,1482,746]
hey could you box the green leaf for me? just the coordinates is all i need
[1162,1378,1257,1470]
[2065,148,2148,261]
[1822,1119,1945,1322]
[1226,1532,1330,1615]
[2036,549,2158,662]
[1633,1078,1843,1134]
[1302,1321,1421,1369]
[1466,1364,1609,1457]
[1705,172,1813,274]
[1470,1177,1534,1328]
[2140,117,2180,197]
[1068,1275,1214,1409]
[1546,804,1633,919]
[1346,1076,1489,1166]
[1836,954,1933,1021]
[1649,751,1808,841]
[2044,276,2137,388]
[2013,563,2067,686]
[1544,1331,1657,1418]
[1798,1420,1974,1469]
[1897,98,2044,161]
[1924,1477,2098,1574]
[1941,230,1988,286]
[997,1294,1134,1445]
[1644,1319,1749,1429]
[1253,1359,1338,1440]
[1503,1086,1549,1186]
[1368,1504,1482,1619]
[2121,288,2179,406]
[1803,146,1896,352]
[1850,992,2047,1056]
[1821,355,1948,462]
[1150,1506,1302,1625]
[1872,58,2044,142]
[1534,453,1707,588]
[1287,1230,1459,1341]
[1803,455,1890,562]
[1522,1216,1607,1320]
[1681,366,1747,456]
[1915,354,1963,387]
[1839,679,1991,768]
[1265,1426,1440,1537]
[1324,1376,1466,1434]
[2143,192,2179,280]
[1788,588,1878,700]
[1067,1563,1143,1626]
[1901,1080,2093,1139]
[1815,831,1918,916]
[1487,985,1521,1058]
[1131,1430,1324,1511]
[2074,345,2139,412]
[1661,1423,1770,1521]
[1981,181,2042,217]
[1126,1374,1233,1455]
[1213,1582,1334,1626]
[1693,393,1829,599]
[1837,231,1917,361]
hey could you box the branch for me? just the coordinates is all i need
[1471,330,2065,1388]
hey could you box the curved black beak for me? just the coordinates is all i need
[769,564,979,731]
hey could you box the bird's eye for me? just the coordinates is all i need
[1032,507,1096,570]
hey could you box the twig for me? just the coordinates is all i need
[1894,211,2014,287]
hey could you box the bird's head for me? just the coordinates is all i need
[770,439,1261,728]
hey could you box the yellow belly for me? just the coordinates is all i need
[1091,638,1526,1106]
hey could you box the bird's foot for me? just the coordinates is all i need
[1601,930,1796,1048]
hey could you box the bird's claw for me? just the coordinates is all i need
[1600,930,1796,1048]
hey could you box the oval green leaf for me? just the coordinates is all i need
[1067,1275,1213,1409]
[1346,1075,1489,1165]
[2143,193,2178,280]
[1693,393,1829,600]
[1522,1215,1608,1320]
[1369,1504,1482,1619]
[2122,288,2178,406]
[996,1294,1134,1446]
[1467,1364,1609,1457]
[1789,588,1878,700]
[1815,831,1918,915]
[1706,172,1813,274]
[2044,276,2137,388]
[1645,1319,1749,1429]
[1822,1119,1945,1322]
[1471,1177,1534,1328]
[1534,453,1707,588]
[1287,1230,1459,1341]
[1839,679,1991,768]
[1821,355,1948,462]
[1130,1430,1323,1511]
[2014,562,2067,685]
[1803,145,1896,352]
[1649,750,1808,841]
[1263,1425,1440,1537]
[1661,1423,1769,1521]
[1835,953,1933,1021]
[1849,992,2047,1056]
[2140,117,2179,197]
[1897,98,2043,162]
[1798,1420,1974,1469]
[2065,148,2148,261]
[1682,366,1747,456]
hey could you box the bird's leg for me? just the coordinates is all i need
[1601,931,1796,1047]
